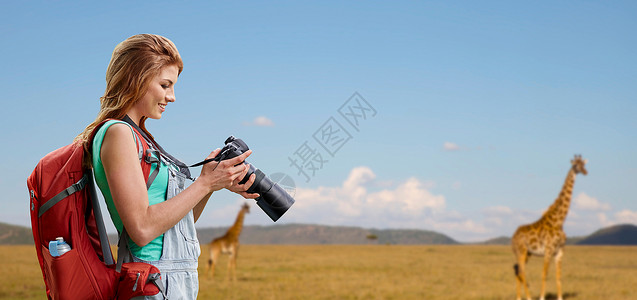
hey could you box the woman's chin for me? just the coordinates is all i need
[148,113,163,120]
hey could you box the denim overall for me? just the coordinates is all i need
[131,167,201,299]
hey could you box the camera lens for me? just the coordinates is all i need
[241,166,294,221]
[219,136,295,221]
[255,183,295,222]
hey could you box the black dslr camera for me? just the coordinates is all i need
[210,136,295,221]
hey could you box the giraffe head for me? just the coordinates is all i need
[242,202,251,214]
[571,154,588,175]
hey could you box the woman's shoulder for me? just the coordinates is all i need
[97,119,136,137]
[93,119,130,138]
[92,120,140,168]
[97,120,138,151]
[101,119,132,132]
[103,122,136,142]
[93,120,133,147]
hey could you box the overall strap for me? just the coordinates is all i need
[122,115,192,180]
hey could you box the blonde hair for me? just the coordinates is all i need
[76,34,183,167]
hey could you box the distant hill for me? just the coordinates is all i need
[197,224,459,245]
[3,222,637,246]
[566,235,586,245]
[0,222,33,245]
[576,224,637,245]
[480,236,511,245]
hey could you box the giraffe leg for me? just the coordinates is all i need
[540,251,553,300]
[514,260,522,300]
[515,252,532,300]
[226,252,234,282]
[206,246,212,278]
[230,252,237,282]
[555,248,564,300]
[231,245,239,281]
[209,246,219,279]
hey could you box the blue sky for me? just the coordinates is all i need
[2,1,635,242]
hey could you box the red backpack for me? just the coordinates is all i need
[27,119,165,300]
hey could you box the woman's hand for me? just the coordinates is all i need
[227,166,260,199]
[198,148,257,194]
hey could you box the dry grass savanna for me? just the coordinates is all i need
[0,245,635,299]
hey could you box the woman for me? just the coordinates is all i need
[76,34,258,299]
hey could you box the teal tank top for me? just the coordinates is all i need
[92,120,168,261]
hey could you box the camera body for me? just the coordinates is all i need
[215,136,295,221]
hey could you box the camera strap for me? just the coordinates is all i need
[122,115,193,180]
[188,147,235,168]
[189,157,219,168]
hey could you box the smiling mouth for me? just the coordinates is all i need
[159,103,166,110]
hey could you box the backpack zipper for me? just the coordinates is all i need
[30,190,35,211]
[133,272,140,291]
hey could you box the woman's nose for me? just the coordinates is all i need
[166,90,176,102]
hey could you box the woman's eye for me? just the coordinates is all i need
[161,84,169,89]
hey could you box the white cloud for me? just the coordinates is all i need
[483,217,504,227]
[442,142,488,152]
[288,166,446,228]
[435,219,489,235]
[243,116,274,127]
[573,193,611,211]
[282,167,512,242]
[480,206,512,228]
[343,166,375,190]
[564,195,636,234]
[483,205,514,217]
[563,205,637,236]
[443,142,460,151]
[597,213,612,226]
[615,210,637,224]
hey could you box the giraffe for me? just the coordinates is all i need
[511,155,587,300]
[206,202,250,281]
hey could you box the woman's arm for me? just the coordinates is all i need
[101,123,252,246]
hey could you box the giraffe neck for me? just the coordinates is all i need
[226,209,247,239]
[543,168,576,228]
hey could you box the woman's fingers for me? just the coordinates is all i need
[201,149,255,191]
[233,173,260,199]
[241,170,256,188]
[207,148,221,159]
[226,149,252,166]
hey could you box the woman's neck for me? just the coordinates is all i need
[124,111,141,126]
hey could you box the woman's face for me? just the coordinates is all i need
[133,65,179,121]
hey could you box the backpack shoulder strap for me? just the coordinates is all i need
[87,171,114,265]
[89,119,157,187]
[86,119,160,268]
